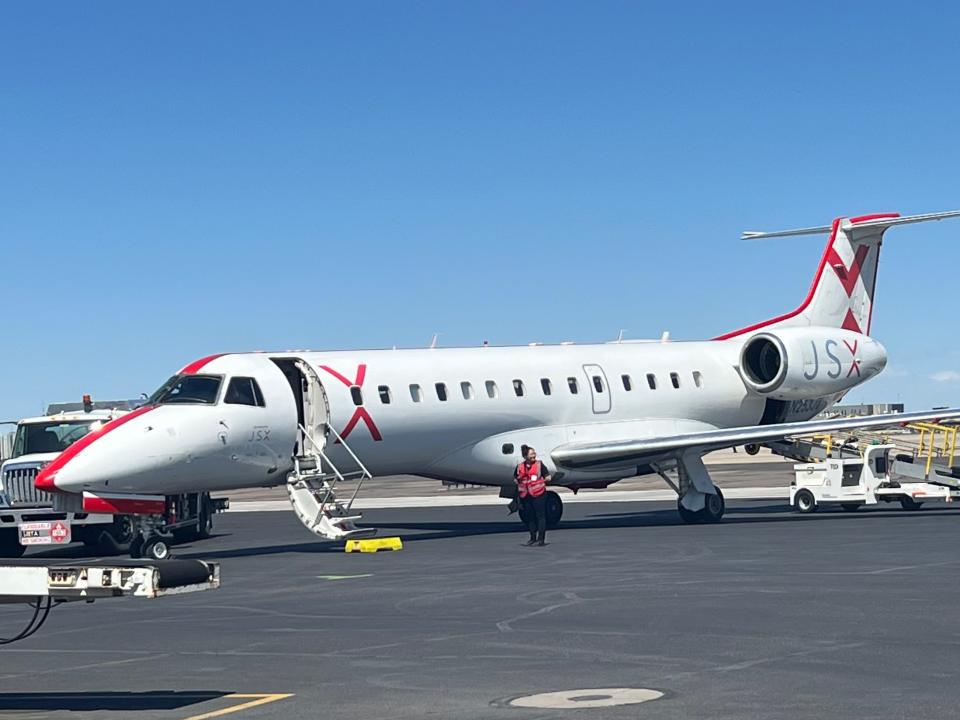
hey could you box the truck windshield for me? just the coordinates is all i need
[150,375,222,405]
[11,420,102,458]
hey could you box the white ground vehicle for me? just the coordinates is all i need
[0,402,224,558]
[790,444,960,513]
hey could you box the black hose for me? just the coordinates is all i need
[0,597,54,645]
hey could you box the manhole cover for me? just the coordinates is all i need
[507,687,664,709]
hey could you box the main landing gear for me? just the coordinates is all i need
[657,451,726,524]
[517,490,564,529]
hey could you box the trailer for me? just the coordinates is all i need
[790,443,960,513]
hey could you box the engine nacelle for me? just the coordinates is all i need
[738,327,886,400]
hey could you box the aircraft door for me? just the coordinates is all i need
[582,364,612,414]
[294,359,331,454]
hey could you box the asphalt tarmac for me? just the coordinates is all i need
[1,496,959,720]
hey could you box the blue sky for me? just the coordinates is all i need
[1,1,959,418]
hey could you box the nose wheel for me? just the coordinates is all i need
[128,514,175,560]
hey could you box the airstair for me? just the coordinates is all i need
[284,359,377,541]
[286,424,377,541]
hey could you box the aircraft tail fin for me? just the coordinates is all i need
[715,210,960,340]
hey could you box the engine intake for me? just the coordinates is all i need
[737,327,886,400]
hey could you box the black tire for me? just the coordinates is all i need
[794,489,817,514]
[677,500,701,524]
[0,529,26,558]
[841,503,860,512]
[700,488,725,523]
[545,491,563,529]
[129,535,144,559]
[900,497,924,511]
[745,444,761,456]
[142,537,170,561]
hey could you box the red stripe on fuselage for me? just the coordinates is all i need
[34,405,157,492]
[82,493,166,515]
[180,354,228,374]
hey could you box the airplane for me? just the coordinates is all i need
[33,209,960,558]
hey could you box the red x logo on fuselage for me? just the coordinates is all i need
[843,339,861,378]
[318,364,383,442]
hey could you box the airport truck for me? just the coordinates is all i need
[790,443,960,513]
[0,400,224,558]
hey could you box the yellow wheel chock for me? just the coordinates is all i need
[344,537,403,553]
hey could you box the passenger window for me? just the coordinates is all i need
[592,375,604,393]
[513,379,525,397]
[540,378,552,395]
[350,386,364,405]
[670,372,680,389]
[378,385,392,404]
[435,382,448,401]
[647,373,657,390]
[410,384,423,403]
[225,377,265,407]
[461,381,474,399]
[567,377,579,394]
[485,380,499,399]
[693,371,703,388]
[622,374,632,391]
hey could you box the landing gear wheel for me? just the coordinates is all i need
[900,497,923,511]
[677,500,701,524]
[0,529,26,558]
[196,498,213,539]
[545,491,563,529]
[142,537,170,561]
[841,503,861,512]
[129,535,144,559]
[700,488,725,523]
[518,501,531,526]
[744,444,761,456]
[794,489,817,514]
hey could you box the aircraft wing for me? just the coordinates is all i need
[552,409,960,470]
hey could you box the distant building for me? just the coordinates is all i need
[817,403,904,419]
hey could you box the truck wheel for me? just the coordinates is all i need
[900,497,924,511]
[0,529,26,558]
[841,503,861,512]
[794,489,817,514]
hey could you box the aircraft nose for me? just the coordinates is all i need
[35,405,162,493]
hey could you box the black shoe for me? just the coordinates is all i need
[537,541,547,547]
[524,539,537,546]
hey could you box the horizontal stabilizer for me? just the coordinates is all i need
[742,209,960,240]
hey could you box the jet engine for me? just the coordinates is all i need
[738,327,886,401]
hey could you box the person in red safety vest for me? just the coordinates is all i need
[514,445,552,546]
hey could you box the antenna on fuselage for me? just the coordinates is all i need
[429,333,439,349]
[660,331,670,343]
[615,329,626,343]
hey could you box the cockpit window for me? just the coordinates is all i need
[225,377,266,407]
[150,375,222,405]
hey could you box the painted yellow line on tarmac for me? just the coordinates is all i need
[183,693,294,720]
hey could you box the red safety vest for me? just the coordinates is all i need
[516,460,546,498]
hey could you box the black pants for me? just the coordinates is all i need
[524,493,547,542]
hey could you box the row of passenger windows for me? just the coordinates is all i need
[362,371,705,405]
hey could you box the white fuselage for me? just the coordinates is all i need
[36,330,884,497]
